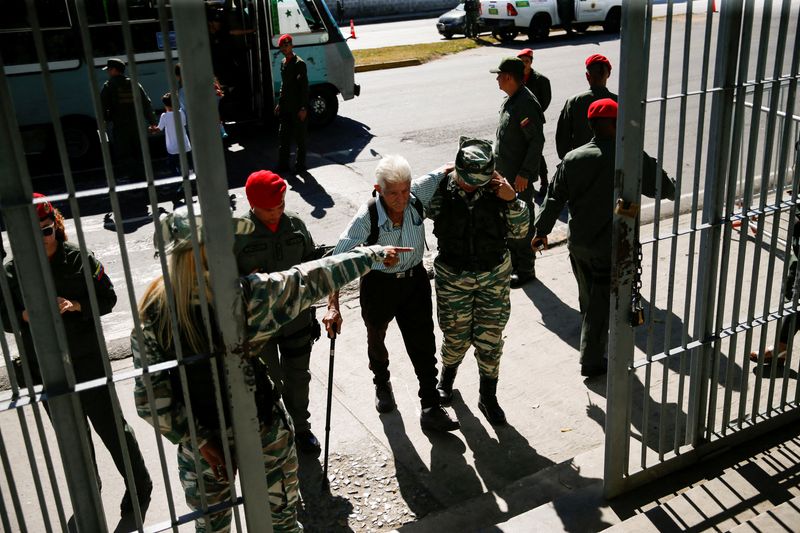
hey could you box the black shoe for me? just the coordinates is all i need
[478,376,506,426]
[420,406,460,432]
[437,365,459,405]
[120,478,152,517]
[581,361,608,377]
[294,161,306,173]
[375,382,397,413]
[510,271,535,288]
[295,429,322,456]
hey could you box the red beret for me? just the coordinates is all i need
[278,34,293,46]
[246,171,287,209]
[587,98,618,119]
[585,53,612,71]
[33,192,54,220]
[517,48,533,58]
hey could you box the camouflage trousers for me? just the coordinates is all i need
[434,254,512,379]
[177,402,302,532]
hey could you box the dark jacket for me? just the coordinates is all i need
[100,74,155,140]
[555,86,618,159]
[3,241,117,381]
[534,137,676,262]
[234,211,317,337]
[278,54,309,112]
[494,86,546,182]
[524,69,552,112]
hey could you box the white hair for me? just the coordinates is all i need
[375,155,412,189]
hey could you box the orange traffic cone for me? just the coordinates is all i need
[350,19,357,39]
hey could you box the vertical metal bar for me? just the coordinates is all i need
[687,0,743,446]
[605,0,647,499]
[676,0,717,452]
[24,2,149,530]
[711,0,757,436]
[0,62,106,533]
[648,0,675,464]
[758,1,792,414]
[741,0,777,421]
[0,426,26,531]
[170,3,273,532]
[0,259,66,531]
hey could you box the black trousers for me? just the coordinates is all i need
[359,263,440,409]
[278,110,307,168]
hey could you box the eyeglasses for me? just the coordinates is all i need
[41,224,55,237]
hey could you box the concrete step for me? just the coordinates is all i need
[729,494,800,533]
[424,423,800,533]
[605,430,800,532]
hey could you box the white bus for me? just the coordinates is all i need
[1,0,359,168]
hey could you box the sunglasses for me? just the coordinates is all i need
[41,223,55,237]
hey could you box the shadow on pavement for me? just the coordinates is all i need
[296,453,355,533]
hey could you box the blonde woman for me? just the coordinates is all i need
[132,207,406,532]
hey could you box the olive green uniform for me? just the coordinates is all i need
[554,87,617,160]
[3,241,151,504]
[234,210,320,432]
[494,85,545,277]
[100,74,156,180]
[278,54,310,169]
[524,69,552,184]
[464,0,480,38]
[534,138,675,369]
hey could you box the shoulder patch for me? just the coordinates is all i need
[93,262,105,281]
[520,117,530,128]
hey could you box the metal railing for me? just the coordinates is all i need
[606,0,800,497]
[0,1,272,531]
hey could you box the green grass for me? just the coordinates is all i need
[353,36,499,67]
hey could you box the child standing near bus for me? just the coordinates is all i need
[155,93,192,177]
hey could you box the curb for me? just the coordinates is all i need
[355,59,422,73]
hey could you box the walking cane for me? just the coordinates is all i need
[322,323,337,490]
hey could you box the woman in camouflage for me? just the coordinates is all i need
[132,207,406,531]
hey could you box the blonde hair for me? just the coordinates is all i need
[138,246,214,355]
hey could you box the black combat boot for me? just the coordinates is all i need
[437,364,459,405]
[478,375,506,426]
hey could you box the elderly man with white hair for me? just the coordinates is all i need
[324,156,460,432]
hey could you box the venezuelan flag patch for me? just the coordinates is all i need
[94,263,105,281]
[520,117,530,128]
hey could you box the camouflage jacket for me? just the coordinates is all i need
[131,245,387,447]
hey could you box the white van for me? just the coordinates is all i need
[480,0,621,42]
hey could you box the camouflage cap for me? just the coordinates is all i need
[156,205,254,255]
[455,136,495,187]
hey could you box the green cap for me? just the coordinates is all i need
[156,206,254,255]
[489,57,524,78]
[455,136,495,187]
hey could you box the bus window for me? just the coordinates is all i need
[88,20,170,59]
[85,0,159,24]
[270,0,329,45]
[1,0,71,30]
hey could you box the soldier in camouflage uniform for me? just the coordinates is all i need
[132,206,407,532]
[431,138,529,426]
[234,170,323,455]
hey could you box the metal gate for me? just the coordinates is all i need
[0,1,273,531]
[606,0,800,497]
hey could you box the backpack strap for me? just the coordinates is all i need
[366,196,379,246]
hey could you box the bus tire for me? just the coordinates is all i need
[308,86,339,128]
[528,14,551,42]
[60,115,100,169]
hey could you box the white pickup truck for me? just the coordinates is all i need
[480,0,621,42]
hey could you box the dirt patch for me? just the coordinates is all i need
[297,445,442,532]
